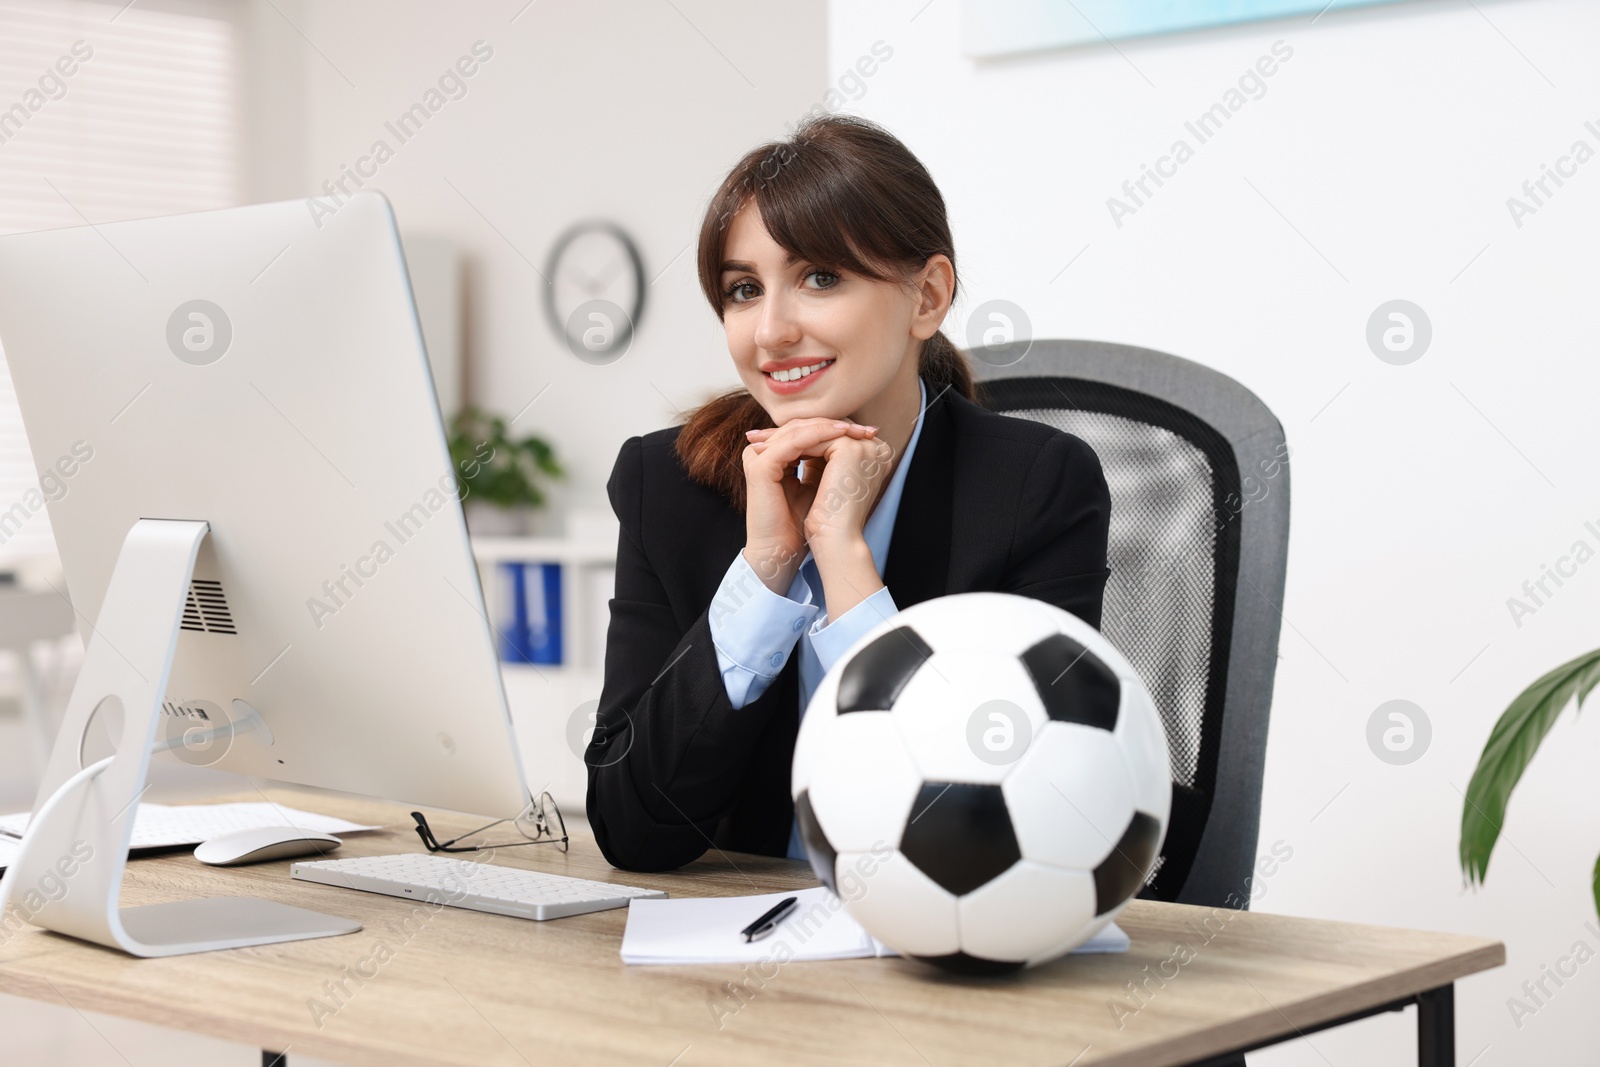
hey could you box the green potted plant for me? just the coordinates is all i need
[447,405,563,537]
[1460,648,1600,916]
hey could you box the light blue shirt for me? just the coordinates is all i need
[707,376,928,859]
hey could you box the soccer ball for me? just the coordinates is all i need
[791,591,1170,974]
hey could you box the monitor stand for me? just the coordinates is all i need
[5,518,360,957]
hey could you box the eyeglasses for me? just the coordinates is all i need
[411,791,568,854]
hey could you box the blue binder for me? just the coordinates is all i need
[498,561,563,665]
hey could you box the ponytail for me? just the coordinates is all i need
[673,389,772,514]
[917,330,978,407]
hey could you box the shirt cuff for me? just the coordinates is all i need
[808,584,898,676]
[708,550,820,678]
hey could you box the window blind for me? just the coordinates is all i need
[0,0,237,565]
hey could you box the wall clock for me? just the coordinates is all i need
[543,220,645,365]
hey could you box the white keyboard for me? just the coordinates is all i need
[291,853,666,920]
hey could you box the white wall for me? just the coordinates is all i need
[827,0,1600,1062]
[251,0,826,531]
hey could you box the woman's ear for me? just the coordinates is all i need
[909,254,955,341]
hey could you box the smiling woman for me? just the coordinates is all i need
[677,115,970,512]
[584,114,1113,873]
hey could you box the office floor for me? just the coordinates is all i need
[0,662,351,1067]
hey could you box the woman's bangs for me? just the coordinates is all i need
[751,166,893,283]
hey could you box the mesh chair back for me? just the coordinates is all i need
[972,342,1289,908]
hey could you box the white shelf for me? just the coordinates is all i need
[471,536,615,815]
[500,661,602,682]
[469,534,617,566]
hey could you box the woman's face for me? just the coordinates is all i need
[718,201,927,424]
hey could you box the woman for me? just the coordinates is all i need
[585,114,1111,873]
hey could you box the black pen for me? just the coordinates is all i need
[741,896,799,942]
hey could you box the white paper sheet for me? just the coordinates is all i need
[621,885,1129,965]
[0,801,380,856]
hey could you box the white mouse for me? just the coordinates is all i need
[194,826,343,867]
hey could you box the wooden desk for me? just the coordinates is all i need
[0,790,1503,1067]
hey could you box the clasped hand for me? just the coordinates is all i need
[741,417,896,601]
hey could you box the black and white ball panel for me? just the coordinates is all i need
[1001,722,1136,871]
[1019,631,1122,731]
[956,859,1097,967]
[1093,811,1164,916]
[789,649,844,799]
[793,790,838,894]
[864,594,1060,657]
[834,849,961,958]
[889,653,1050,786]
[898,782,1020,896]
[836,625,932,713]
[801,711,921,854]
[1113,683,1173,825]
[912,952,1026,976]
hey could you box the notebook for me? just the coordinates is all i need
[620,885,1129,965]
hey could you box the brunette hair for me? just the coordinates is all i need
[675,114,974,511]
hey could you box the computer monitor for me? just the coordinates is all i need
[0,192,532,955]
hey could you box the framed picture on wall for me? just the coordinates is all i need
[963,0,1411,57]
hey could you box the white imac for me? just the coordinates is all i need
[0,192,531,956]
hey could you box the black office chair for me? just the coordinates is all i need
[970,340,1290,914]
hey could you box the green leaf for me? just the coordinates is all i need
[444,404,564,509]
[1459,647,1600,889]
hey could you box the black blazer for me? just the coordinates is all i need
[584,385,1112,872]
